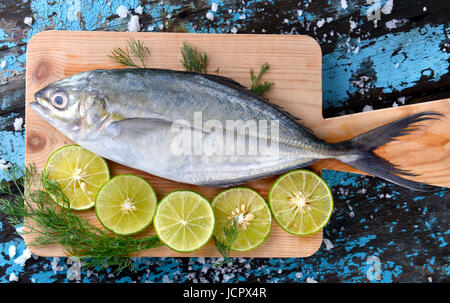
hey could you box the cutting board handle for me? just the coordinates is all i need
[311,98,450,188]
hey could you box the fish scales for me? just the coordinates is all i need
[31,68,441,190]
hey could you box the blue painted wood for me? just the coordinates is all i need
[0,0,448,283]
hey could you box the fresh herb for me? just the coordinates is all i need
[180,42,208,73]
[214,217,239,266]
[250,62,273,96]
[0,165,163,273]
[108,37,150,68]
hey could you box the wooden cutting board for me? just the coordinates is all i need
[24,31,450,258]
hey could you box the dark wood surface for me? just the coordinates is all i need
[0,0,448,282]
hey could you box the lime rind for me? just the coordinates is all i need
[268,169,333,236]
[154,190,215,253]
[212,187,272,252]
[43,144,110,211]
[95,174,157,236]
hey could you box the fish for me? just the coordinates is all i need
[30,68,441,191]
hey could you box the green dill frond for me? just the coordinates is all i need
[250,62,274,96]
[0,164,163,273]
[214,218,238,267]
[108,37,150,68]
[180,42,208,73]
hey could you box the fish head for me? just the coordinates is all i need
[30,71,109,138]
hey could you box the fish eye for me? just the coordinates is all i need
[51,91,68,109]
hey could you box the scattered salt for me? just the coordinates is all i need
[135,5,143,14]
[0,158,11,170]
[9,273,19,282]
[316,19,325,28]
[116,5,128,19]
[295,272,303,279]
[284,18,289,24]
[306,277,318,283]
[353,46,360,54]
[0,60,6,69]
[297,10,303,17]
[9,245,16,258]
[211,3,218,13]
[381,0,393,15]
[385,19,398,29]
[349,19,357,30]
[15,225,24,237]
[158,24,164,30]
[326,17,333,23]
[323,238,334,251]
[206,11,214,21]
[239,14,246,20]
[397,96,406,104]
[428,276,432,282]
[127,15,140,32]
[67,257,83,281]
[392,102,398,107]
[363,105,373,112]
[349,211,355,218]
[385,19,407,30]
[230,27,238,34]
[51,257,61,273]
[340,0,348,10]
[14,117,23,131]
[14,248,31,267]
[24,16,33,27]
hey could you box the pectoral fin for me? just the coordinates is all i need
[106,117,209,136]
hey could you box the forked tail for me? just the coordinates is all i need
[334,112,443,191]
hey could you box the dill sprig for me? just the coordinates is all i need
[250,62,273,96]
[180,42,208,73]
[214,218,238,267]
[0,165,163,273]
[108,37,150,68]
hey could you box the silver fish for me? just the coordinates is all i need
[31,68,440,191]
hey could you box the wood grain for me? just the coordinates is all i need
[24,31,324,257]
[24,31,450,257]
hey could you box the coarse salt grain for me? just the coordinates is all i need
[9,245,16,258]
[14,117,23,131]
[9,273,19,282]
[206,11,214,21]
[127,15,140,32]
[323,238,334,250]
[24,17,33,27]
[135,5,143,14]
[116,5,128,19]
[14,248,32,267]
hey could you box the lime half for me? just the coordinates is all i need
[269,169,333,236]
[95,175,157,236]
[212,187,272,252]
[44,145,110,210]
[154,191,215,252]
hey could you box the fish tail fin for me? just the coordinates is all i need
[335,112,443,191]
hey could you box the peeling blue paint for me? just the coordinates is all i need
[323,23,450,110]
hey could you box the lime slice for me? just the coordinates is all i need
[268,169,333,236]
[44,145,110,210]
[212,187,272,252]
[154,191,214,252]
[95,175,157,235]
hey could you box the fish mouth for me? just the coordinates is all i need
[30,99,50,121]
